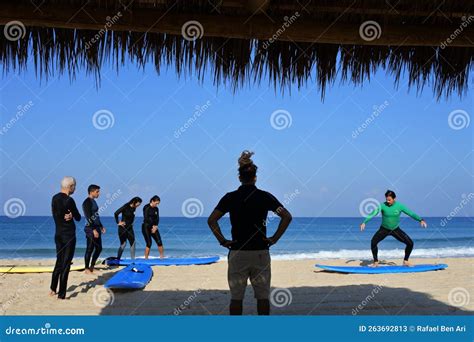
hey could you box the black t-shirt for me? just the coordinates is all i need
[51,192,81,236]
[215,184,283,250]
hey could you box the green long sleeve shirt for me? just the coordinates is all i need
[363,201,423,230]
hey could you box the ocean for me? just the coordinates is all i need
[0,216,472,260]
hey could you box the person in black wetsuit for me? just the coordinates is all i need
[142,195,163,258]
[50,176,81,300]
[114,196,142,259]
[208,151,292,315]
[82,184,106,273]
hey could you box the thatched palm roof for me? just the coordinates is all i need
[1,0,473,99]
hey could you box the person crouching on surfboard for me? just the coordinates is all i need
[207,151,292,315]
[360,190,427,267]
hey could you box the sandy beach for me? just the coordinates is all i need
[0,258,472,316]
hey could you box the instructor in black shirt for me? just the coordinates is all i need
[50,176,81,300]
[208,151,292,315]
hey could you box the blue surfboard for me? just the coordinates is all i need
[315,263,448,274]
[106,256,220,267]
[105,264,153,289]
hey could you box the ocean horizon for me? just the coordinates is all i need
[0,216,472,260]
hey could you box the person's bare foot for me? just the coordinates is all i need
[369,261,379,267]
[159,255,164,259]
[403,260,413,267]
[84,269,92,274]
[49,291,57,297]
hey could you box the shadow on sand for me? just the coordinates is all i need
[96,283,471,316]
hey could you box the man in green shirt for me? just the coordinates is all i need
[360,190,427,267]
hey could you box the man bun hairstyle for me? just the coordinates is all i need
[238,150,258,183]
[385,190,396,198]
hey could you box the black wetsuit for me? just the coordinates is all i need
[114,203,137,259]
[142,204,162,247]
[82,197,103,270]
[371,227,414,262]
[50,192,81,299]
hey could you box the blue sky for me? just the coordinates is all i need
[0,60,472,217]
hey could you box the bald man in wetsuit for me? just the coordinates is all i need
[50,176,81,300]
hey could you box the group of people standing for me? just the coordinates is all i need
[49,179,164,299]
[49,150,426,317]
[114,195,164,260]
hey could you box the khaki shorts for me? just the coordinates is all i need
[227,250,271,300]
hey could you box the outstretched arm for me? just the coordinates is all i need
[360,205,380,231]
[401,204,422,221]
[401,204,427,227]
[363,206,381,224]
